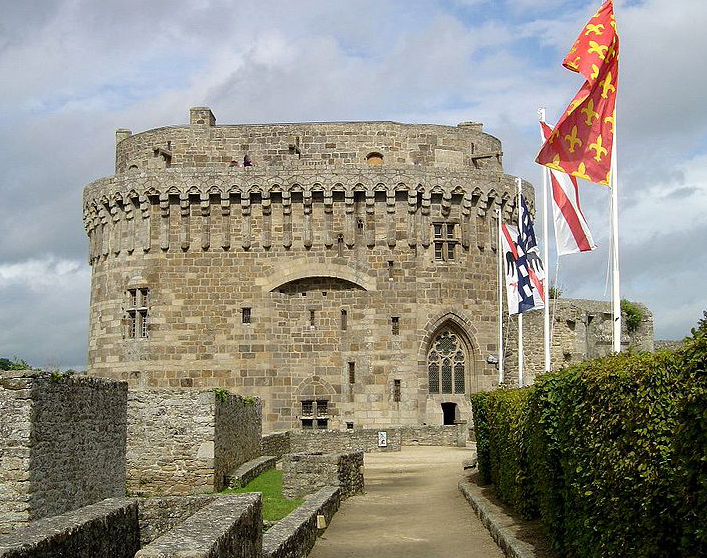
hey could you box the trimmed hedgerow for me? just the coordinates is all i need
[471,391,492,485]
[472,311,707,557]
[488,388,536,518]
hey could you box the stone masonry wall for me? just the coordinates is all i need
[127,389,261,496]
[0,371,127,534]
[503,299,654,385]
[399,423,467,446]
[261,432,291,459]
[290,428,402,453]
[0,498,139,558]
[282,451,364,499]
[214,392,262,490]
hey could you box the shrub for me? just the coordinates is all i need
[620,299,644,333]
[487,388,535,518]
[470,391,491,485]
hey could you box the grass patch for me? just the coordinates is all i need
[222,469,303,521]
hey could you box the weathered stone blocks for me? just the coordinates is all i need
[126,389,261,495]
[282,451,364,499]
[0,371,127,534]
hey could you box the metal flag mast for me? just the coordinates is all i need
[538,108,551,372]
[516,176,524,387]
[611,110,621,352]
[497,207,504,384]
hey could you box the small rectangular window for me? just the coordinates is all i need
[316,418,328,430]
[446,223,455,239]
[346,421,354,430]
[391,317,400,336]
[139,288,149,307]
[129,289,137,307]
[348,362,355,384]
[309,309,315,327]
[447,243,455,260]
[393,379,401,402]
[301,419,314,430]
[434,224,443,238]
[434,242,443,261]
[242,307,251,324]
[341,309,348,331]
[316,400,328,416]
[301,400,313,417]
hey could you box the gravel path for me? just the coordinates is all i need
[308,445,504,558]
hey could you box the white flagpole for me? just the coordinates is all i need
[538,108,551,373]
[516,176,524,387]
[611,111,621,352]
[497,207,504,384]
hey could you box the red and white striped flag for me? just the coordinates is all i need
[541,121,597,255]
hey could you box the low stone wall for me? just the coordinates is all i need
[261,431,291,459]
[262,486,340,558]
[282,451,364,499]
[290,428,402,453]
[0,498,139,558]
[400,423,467,447]
[135,494,262,558]
[137,495,219,547]
[127,389,261,496]
[227,456,277,489]
[0,371,127,534]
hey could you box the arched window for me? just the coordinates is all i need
[427,329,466,394]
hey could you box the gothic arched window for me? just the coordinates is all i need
[427,330,466,394]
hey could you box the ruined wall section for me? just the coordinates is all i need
[0,372,127,534]
[127,389,261,496]
[503,299,654,385]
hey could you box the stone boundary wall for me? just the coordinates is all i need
[289,428,402,453]
[215,392,262,490]
[135,494,262,558]
[0,498,139,558]
[400,423,467,447]
[261,432,291,460]
[137,495,219,547]
[0,371,127,534]
[227,456,277,489]
[262,486,341,558]
[127,389,261,496]
[282,451,364,499]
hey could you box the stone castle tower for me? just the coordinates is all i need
[83,107,532,432]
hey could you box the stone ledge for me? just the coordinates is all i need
[0,498,139,558]
[458,477,537,558]
[227,456,277,488]
[135,493,261,558]
[262,486,340,558]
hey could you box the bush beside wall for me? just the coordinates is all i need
[471,316,707,557]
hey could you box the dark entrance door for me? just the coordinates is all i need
[442,402,457,425]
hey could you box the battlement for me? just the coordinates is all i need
[114,108,503,174]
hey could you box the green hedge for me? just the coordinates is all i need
[471,314,707,557]
[471,391,491,485]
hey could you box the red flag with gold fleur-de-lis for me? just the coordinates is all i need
[536,0,618,185]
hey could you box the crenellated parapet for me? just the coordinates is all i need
[82,167,532,263]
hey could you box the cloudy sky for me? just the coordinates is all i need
[1,0,705,369]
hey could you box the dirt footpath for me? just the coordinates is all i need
[308,445,504,558]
